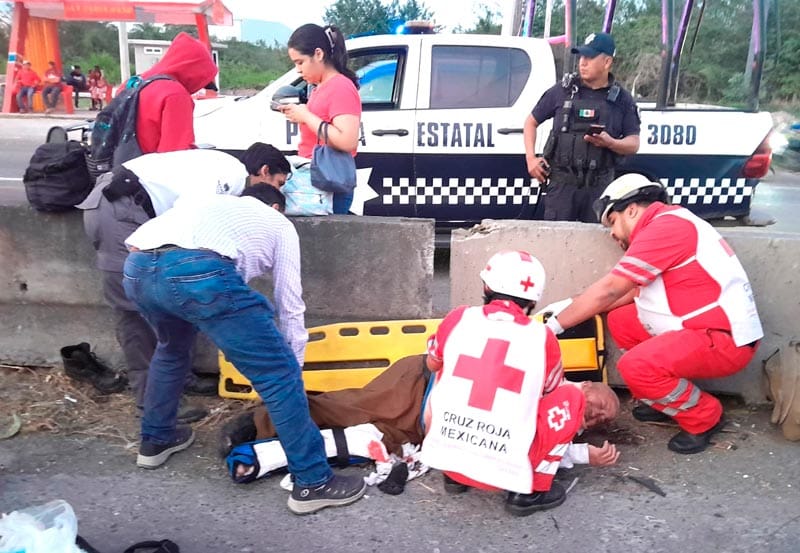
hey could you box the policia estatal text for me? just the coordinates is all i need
[524,32,640,222]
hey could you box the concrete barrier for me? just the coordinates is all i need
[0,205,434,371]
[450,220,800,403]
[4,203,796,404]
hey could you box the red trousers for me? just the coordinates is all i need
[446,384,583,493]
[607,303,756,434]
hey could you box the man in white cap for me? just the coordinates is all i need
[541,173,763,454]
[421,250,620,516]
[524,32,640,222]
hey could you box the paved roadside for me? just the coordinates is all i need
[1,382,799,552]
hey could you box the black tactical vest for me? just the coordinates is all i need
[544,75,621,187]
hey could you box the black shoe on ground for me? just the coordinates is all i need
[505,481,567,516]
[443,473,469,494]
[377,462,409,495]
[287,474,367,515]
[60,342,127,394]
[177,397,209,424]
[667,416,727,454]
[632,403,672,423]
[184,374,219,396]
[137,425,195,469]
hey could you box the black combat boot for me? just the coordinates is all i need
[60,342,127,394]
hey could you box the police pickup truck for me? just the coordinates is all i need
[193,32,774,228]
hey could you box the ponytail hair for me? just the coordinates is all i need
[288,23,360,89]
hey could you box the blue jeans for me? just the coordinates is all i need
[16,86,35,111]
[332,192,353,214]
[43,85,61,109]
[123,249,332,487]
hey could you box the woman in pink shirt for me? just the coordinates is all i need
[88,65,109,110]
[279,24,362,214]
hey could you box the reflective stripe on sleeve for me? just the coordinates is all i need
[534,459,561,476]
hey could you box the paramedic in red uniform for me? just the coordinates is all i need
[542,173,763,454]
[135,32,218,153]
[421,251,620,516]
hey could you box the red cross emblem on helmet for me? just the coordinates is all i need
[479,250,546,302]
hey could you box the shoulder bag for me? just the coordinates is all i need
[310,121,357,195]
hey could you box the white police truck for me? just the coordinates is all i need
[193,31,774,229]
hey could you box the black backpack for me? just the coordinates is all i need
[87,74,173,179]
[23,140,93,212]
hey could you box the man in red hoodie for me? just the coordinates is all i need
[84,33,218,412]
[134,32,218,153]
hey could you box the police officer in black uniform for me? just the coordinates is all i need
[524,32,640,222]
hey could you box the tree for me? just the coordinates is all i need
[325,0,392,36]
[0,1,11,61]
[128,22,165,40]
[611,10,662,95]
[464,6,502,35]
[390,0,432,25]
[58,21,120,82]
[324,0,432,37]
[162,24,200,40]
[216,38,290,90]
[763,0,800,102]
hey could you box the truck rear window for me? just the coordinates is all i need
[429,46,530,109]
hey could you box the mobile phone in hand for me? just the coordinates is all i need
[539,158,551,177]
[587,124,605,135]
[270,100,282,112]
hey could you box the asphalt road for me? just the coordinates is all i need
[2,398,799,553]
[747,170,800,233]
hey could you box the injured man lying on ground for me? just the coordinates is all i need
[218,353,620,496]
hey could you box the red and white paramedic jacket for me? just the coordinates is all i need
[421,300,563,494]
[614,203,763,347]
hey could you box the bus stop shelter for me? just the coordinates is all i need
[2,0,233,113]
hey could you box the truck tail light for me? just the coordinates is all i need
[742,136,772,179]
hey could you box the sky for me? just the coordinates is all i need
[221,0,508,32]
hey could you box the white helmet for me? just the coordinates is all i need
[479,250,546,302]
[593,173,669,225]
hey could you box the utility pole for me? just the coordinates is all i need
[117,21,130,83]
[522,0,536,37]
[501,0,525,36]
[544,0,554,38]
[656,0,675,109]
[747,0,767,111]
[564,0,577,75]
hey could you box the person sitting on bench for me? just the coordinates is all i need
[65,64,88,108]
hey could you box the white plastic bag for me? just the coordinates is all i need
[0,499,82,553]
